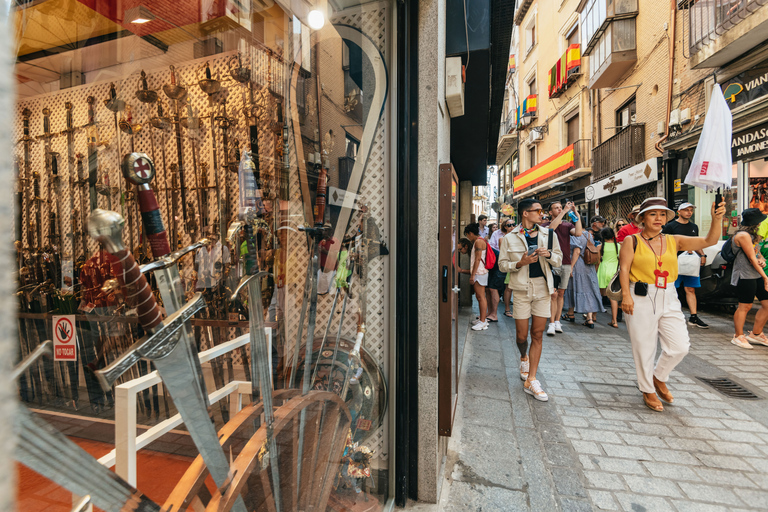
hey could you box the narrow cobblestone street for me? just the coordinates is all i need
[405,303,768,512]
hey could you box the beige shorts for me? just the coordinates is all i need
[512,277,551,319]
[553,264,572,290]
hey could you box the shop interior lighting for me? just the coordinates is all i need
[308,9,325,30]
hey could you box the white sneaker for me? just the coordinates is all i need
[471,318,483,326]
[524,379,549,401]
[731,334,754,349]
[471,321,488,331]
[520,359,529,381]
[546,323,556,336]
[746,331,768,347]
[554,321,563,333]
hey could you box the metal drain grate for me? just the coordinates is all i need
[696,377,761,400]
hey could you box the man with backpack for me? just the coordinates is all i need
[498,199,563,401]
[663,203,709,328]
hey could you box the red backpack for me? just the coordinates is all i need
[483,241,496,269]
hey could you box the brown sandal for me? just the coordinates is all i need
[608,321,618,328]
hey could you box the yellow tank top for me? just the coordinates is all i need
[629,234,678,283]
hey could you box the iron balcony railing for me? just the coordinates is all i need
[592,124,645,181]
[689,0,768,55]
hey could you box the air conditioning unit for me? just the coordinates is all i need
[528,130,543,144]
[670,109,681,127]
[657,121,666,135]
[445,57,465,117]
[680,108,692,125]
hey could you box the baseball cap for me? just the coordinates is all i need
[677,202,696,211]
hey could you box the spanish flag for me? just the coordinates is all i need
[566,44,580,70]
[525,94,537,114]
[508,54,516,73]
[514,145,575,191]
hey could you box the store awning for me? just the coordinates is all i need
[514,145,575,191]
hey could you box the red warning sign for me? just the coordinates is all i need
[53,315,77,361]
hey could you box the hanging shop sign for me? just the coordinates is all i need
[731,121,768,161]
[513,144,574,191]
[548,44,581,98]
[722,62,768,111]
[585,158,658,201]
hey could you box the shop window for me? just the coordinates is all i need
[616,96,636,129]
[13,1,394,510]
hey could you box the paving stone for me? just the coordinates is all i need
[588,490,619,511]
[613,492,676,512]
[662,438,714,453]
[641,461,700,481]
[552,467,587,498]
[442,480,529,512]
[544,442,577,467]
[584,471,626,491]
[745,456,768,473]
[617,432,667,448]
[627,423,674,436]
[692,466,760,489]
[600,443,652,460]
[669,500,729,512]
[558,497,594,512]
[621,475,683,498]
[677,482,743,505]
[456,424,524,490]
[645,448,702,466]
[578,429,623,444]
[571,440,602,456]
[462,372,511,401]
[709,428,766,444]
[562,416,590,428]
[720,419,768,432]
[590,457,646,475]
[695,453,751,470]
[539,423,569,444]
[746,471,768,490]
[462,395,513,430]
[708,440,761,457]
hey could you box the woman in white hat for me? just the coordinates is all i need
[619,197,725,412]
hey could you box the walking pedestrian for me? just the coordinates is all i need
[662,202,709,328]
[614,218,628,232]
[589,215,607,245]
[619,197,725,412]
[598,227,620,327]
[542,200,583,336]
[498,198,563,402]
[729,208,768,349]
[463,223,489,331]
[616,206,642,243]
[478,215,489,239]
[568,230,605,329]
[487,219,513,321]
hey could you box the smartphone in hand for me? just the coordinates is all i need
[527,245,538,256]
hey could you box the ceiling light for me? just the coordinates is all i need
[308,9,325,30]
[125,6,156,25]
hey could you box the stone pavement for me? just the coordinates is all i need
[403,303,768,512]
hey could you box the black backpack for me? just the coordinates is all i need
[720,237,736,264]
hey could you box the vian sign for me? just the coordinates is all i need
[585,158,658,201]
[722,62,768,111]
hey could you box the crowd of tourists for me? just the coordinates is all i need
[459,197,768,412]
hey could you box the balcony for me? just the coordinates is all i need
[592,124,645,181]
[687,0,768,68]
[549,44,582,98]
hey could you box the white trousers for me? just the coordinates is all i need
[624,282,690,394]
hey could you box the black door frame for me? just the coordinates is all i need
[395,0,420,505]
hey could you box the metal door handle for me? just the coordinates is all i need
[452,286,460,293]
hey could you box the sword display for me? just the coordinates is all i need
[85,96,100,214]
[12,318,161,511]
[87,209,246,512]
[163,65,190,227]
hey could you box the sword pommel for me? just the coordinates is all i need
[87,209,125,253]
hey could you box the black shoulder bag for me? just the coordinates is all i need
[548,228,561,288]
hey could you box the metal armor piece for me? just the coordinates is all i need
[87,209,125,254]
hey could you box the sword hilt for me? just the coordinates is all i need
[87,209,163,331]
[94,293,206,391]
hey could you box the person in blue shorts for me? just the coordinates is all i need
[662,203,709,329]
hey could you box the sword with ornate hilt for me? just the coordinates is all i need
[163,65,190,227]
[12,340,162,511]
[86,209,246,512]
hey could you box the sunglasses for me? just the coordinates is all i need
[526,208,543,214]
[505,223,513,227]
